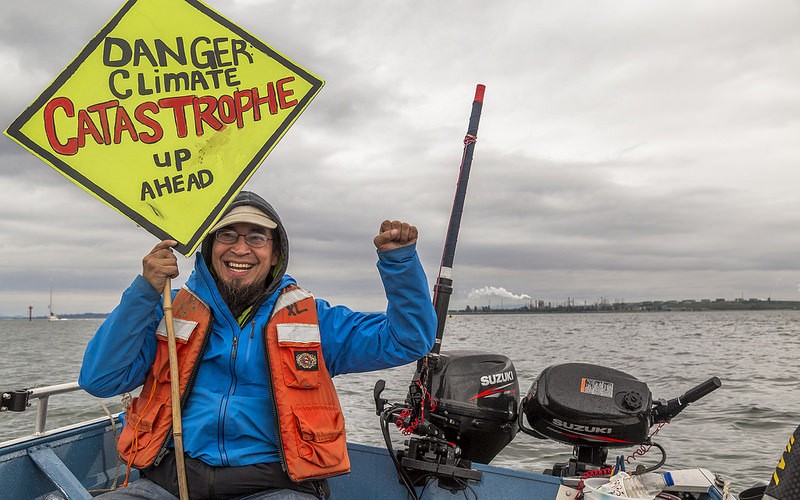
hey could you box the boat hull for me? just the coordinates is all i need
[0,416,565,499]
[2,415,730,499]
[0,417,132,499]
[330,442,563,499]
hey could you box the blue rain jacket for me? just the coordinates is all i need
[79,245,435,467]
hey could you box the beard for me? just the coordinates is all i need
[217,278,266,320]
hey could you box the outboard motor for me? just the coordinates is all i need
[519,362,721,477]
[374,350,519,491]
[424,350,519,463]
[523,362,652,447]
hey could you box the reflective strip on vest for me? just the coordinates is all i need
[155,317,198,343]
[277,324,320,344]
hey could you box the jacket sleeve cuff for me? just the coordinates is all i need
[132,274,164,300]
[376,244,416,263]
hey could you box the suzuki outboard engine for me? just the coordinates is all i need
[426,350,519,463]
[520,362,652,476]
[523,362,652,447]
[519,362,721,477]
[374,350,519,491]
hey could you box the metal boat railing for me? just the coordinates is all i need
[2,381,83,435]
[0,382,129,500]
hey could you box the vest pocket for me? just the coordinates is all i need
[118,394,170,465]
[292,404,346,468]
[277,341,321,389]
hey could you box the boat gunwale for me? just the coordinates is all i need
[0,414,118,452]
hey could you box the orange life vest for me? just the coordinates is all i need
[267,286,350,481]
[117,286,212,470]
[117,285,350,482]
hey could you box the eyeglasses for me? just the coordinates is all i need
[215,229,274,248]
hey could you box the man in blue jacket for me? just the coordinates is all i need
[79,191,437,499]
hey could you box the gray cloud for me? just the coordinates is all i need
[1,0,799,316]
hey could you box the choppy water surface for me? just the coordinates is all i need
[2,311,798,495]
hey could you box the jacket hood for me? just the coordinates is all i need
[200,191,289,297]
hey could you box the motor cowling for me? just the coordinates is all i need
[521,363,652,447]
[427,350,519,464]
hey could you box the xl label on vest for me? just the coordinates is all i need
[4,0,323,256]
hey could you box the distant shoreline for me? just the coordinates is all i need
[4,298,799,320]
[455,298,800,314]
[0,313,109,321]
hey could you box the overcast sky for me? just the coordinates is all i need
[1,0,799,317]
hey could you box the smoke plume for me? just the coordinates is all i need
[468,286,531,301]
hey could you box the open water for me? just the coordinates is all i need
[1,310,798,496]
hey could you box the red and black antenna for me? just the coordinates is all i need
[378,86,488,497]
[403,85,486,431]
[431,83,486,354]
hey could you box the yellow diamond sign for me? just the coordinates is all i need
[5,0,323,256]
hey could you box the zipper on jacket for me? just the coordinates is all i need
[152,445,170,468]
[218,323,242,466]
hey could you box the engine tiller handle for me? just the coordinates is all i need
[652,376,722,423]
[680,377,722,405]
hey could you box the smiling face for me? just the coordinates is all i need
[211,222,279,292]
